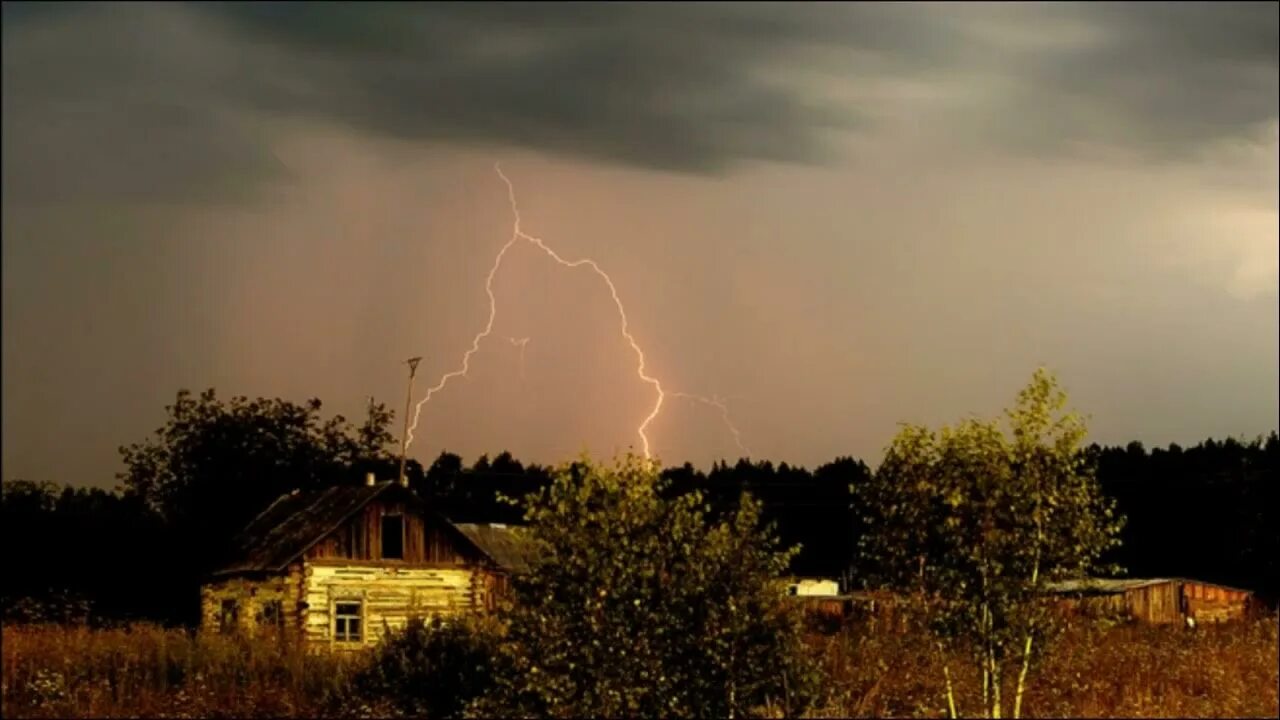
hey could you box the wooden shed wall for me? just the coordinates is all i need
[1182,582,1251,623]
[1126,582,1181,623]
[1056,581,1254,625]
[1057,593,1129,619]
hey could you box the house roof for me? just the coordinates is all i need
[1043,577,1253,595]
[1043,578,1173,594]
[212,482,541,578]
[214,481,414,576]
[453,523,540,574]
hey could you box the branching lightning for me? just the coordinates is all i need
[404,163,746,463]
[509,337,530,380]
[669,392,750,457]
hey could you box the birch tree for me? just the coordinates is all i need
[855,368,1122,718]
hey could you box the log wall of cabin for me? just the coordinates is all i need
[200,562,305,640]
[302,561,493,649]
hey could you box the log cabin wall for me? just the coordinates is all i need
[297,502,505,648]
[200,562,305,640]
[302,562,479,649]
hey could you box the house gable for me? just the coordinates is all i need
[304,496,487,566]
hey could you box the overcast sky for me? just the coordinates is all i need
[3,2,1277,487]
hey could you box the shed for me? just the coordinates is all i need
[1043,577,1254,624]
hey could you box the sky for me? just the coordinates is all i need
[3,2,1277,488]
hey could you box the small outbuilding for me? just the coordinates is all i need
[1043,577,1255,625]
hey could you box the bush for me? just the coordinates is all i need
[352,614,507,719]
[484,453,824,718]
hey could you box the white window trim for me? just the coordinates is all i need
[330,592,368,646]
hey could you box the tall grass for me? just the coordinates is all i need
[807,616,1280,718]
[1,624,371,718]
[4,617,1277,718]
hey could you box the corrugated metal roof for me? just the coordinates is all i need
[453,523,540,574]
[214,482,405,576]
[1042,577,1174,594]
[1043,577,1253,596]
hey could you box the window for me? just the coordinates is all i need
[381,514,404,560]
[219,599,238,634]
[257,599,284,632]
[335,601,362,643]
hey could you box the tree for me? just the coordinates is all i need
[486,453,821,718]
[855,368,1122,719]
[116,389,419,620]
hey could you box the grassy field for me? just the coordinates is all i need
[3,618,1277,718]
[809,617,1279,718]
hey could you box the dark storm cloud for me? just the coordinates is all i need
[199,1,1279,162]
[2,2,1276,205]
[196,2,872,174]
[983,2,1279,157]
[2,2,292,207]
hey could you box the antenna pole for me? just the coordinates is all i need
[398,357,422,488]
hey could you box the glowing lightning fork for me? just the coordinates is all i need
[405,163,665,457]
[405,163,744,463]
[669,392,751,458]
[403,211,521,452]
[497,163,667,459]
[509,337,530,380]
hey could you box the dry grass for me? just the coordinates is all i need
[4,617,1277,718]
[807,616,1280,718]
[0,624,375,718]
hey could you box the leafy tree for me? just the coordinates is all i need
[855,368,1122,718]
[485,453,821,718]
[1,479,169,622]
[116,389,420,619]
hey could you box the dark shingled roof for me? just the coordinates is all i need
[215,481,410,576]
[452,523,541,574]
[212,482,541,578]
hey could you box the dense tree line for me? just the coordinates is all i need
[1,387,1275,626]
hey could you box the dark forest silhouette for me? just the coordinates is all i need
[2,389,1276,625]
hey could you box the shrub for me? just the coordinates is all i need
[352,614,507,719]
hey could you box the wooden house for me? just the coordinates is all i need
[200,476,536,650]
[1043,577,1255,625]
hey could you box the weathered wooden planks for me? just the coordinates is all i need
[302,563,478,647]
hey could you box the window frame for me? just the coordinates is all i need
[218,598,239,634]
[332,597,365,645]
[257,598,285,634]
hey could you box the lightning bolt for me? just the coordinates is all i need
[669,392,750,458]
[404,163,746,464]
[509,337,530,380]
